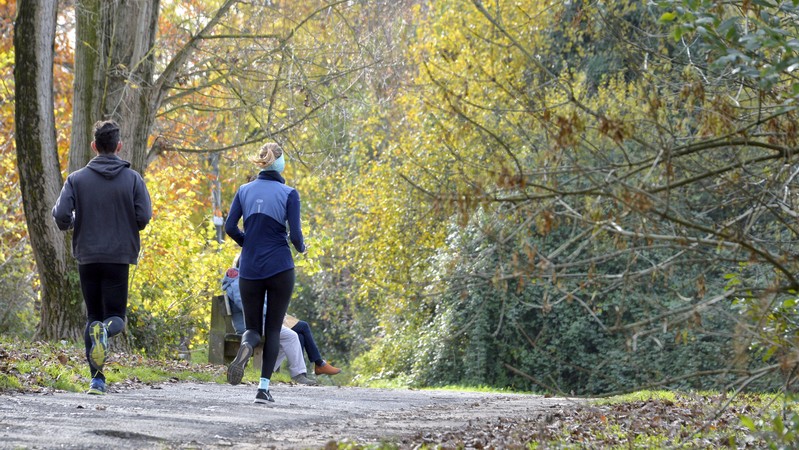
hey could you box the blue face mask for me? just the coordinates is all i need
[267,154,285,173]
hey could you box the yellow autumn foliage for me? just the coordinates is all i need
[127,162,238,356]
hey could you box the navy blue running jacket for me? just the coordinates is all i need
[225,171,306,280]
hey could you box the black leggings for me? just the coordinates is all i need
[238,269,295,380]
[78,263,129,379]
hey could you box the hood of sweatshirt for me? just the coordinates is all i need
[87,155,131,179]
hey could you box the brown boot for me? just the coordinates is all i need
[314,361,341,375]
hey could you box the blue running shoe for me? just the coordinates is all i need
[88,321,108,370]
[87,378,106,395]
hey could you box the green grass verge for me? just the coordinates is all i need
[0,334,328,393]
[0,335,228,393]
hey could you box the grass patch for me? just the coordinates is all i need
[0,335,226,393]
[351,374,411,389]
[189,347,210,364]
[0,373,21,390]
[595,389,678,404]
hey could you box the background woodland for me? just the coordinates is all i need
[3,0,799,396]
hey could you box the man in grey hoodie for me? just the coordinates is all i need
[52,120,152,395]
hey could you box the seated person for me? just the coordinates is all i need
[222,266,316,385]
[283,313,341,376]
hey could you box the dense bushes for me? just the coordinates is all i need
[362,271,781,395]
[353,211,783,395]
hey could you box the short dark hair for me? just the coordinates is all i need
[93,120,120,154]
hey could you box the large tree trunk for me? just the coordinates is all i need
[14,0,84,341]
[68,0,101,172]
[70,0,160,174]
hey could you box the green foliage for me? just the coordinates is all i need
[0,245,37,337]
[658,0,799,92]
[339,0,799,398]
[738,394,799,449]
[0,373,21,390]
[356,207,782,394]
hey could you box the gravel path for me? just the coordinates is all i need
[0,382,579,449]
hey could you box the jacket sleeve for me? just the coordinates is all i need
[134,174,152,231]
[286,189,305,253]
[225,191,245,247]
[51,178,75,231]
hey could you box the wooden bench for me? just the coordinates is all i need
[208,294,264,370]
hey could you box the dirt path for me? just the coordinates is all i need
[0,382,579,449]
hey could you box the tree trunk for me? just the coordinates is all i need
[68,0,101,173]
[14,0,84,341]
[70,0,160,175]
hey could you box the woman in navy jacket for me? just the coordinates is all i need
[224,142,306,404]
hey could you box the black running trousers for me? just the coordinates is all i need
[78,263,129,324]
[78,262,129,379]
[238,268,295,380]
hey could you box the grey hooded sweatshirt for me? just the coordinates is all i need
[52,154,152,265]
